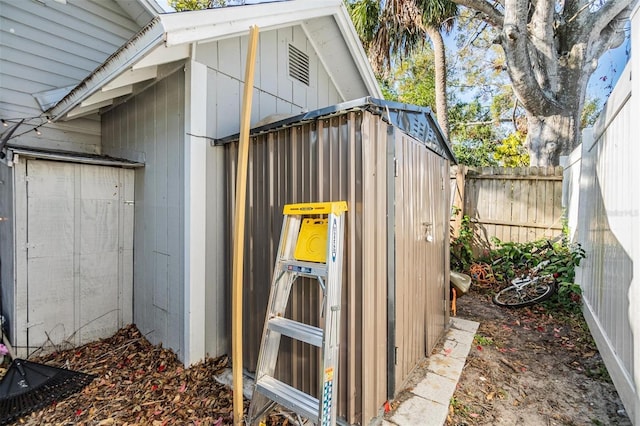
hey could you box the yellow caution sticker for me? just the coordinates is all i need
[324,367,334,381]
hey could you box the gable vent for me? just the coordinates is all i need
[288,44,310,86]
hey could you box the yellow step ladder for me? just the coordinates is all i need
[248,201,347,426]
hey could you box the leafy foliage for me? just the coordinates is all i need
[487,237,586,313]
[449,0,635,165]
[450,213,475,271]
[346,0,381,53]
[449,100,497,143]
[169,0,226,10]
[449,100,500,166]
[494,131,529,167]
[581,97,602,129]
[394,47,437,108]
[452,140,499,167]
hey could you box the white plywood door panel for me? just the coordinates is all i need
[78,164,120,343]
[25,161,75,259]
[26,161,76,350]
[20,159,134,356]
[12,160,28,355]
[120,170,134,327]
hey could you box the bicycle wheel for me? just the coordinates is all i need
[493,276,556,308]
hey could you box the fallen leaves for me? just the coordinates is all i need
[13,324,242,425]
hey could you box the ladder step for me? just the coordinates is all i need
[280,259,328,277]
[268,316,323,347]
[255,376,319,424]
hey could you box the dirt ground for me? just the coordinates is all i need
[443,289,631,426]
[1,290,632,425]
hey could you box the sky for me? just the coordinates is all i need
[586,36,631,105]
[155,0,630,108]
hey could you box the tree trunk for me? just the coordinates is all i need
[426,26,449,140]
[525,112,578,167]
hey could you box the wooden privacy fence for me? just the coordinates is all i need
[451,166,564,255]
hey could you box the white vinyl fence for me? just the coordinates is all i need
[563,7,640,423]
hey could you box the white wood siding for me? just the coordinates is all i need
[100,23,352,362]
[102,70,186,359]
[196,25,344,139]
[198,25,344,358]
[0,0,150,153]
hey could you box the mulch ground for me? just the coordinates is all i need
[2,325,245,425]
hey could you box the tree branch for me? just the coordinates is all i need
[583,2,635,75]
[451,0,504,27]
[500,0,561,115]
[587,0,637,38]
[451,118,515,127]
[512,97,519,132]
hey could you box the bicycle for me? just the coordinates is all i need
[492,260,560,308]
[491,239,561,308]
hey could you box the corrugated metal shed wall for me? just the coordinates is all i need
[225,109,449,424]
[102,70,186,358]
[226,111,387,424]
[0,0,150,153]
[393,132,449,391]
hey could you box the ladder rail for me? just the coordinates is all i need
[248,202,347,426]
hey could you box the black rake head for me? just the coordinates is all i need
[0,358,95,424]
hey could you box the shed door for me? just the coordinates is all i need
[393,134,448,391]
[22,160,133,355]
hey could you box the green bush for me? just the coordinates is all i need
[450,213,474,271]
[489,237,586,313]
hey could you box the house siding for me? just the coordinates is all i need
[102,70,186,358]
[196,25,343,139]
[0,0,150,153]
[101,21,351,362]
[200,26,344,358]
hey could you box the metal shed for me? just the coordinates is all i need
[218,97,455,425]
[0,148,141,357]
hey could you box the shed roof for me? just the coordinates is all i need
[7,147,144,168]
[48,0,381,121]
[216,97,457,163]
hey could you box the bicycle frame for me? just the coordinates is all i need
[510,260,550,287]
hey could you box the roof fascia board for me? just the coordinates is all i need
[132,44,190,69]
[49,19,165,121]
[33,85,76,111]
[333,2,382,98]
[8,147,145,168]
[136,0,167,15]
[66,100,114,119]
[103,66,158,91]
[299,20,347,102]
[81,85,133,108]
[161,0,339,47]
[50,0,381,120]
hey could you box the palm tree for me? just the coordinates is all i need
[348,0,458,139]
